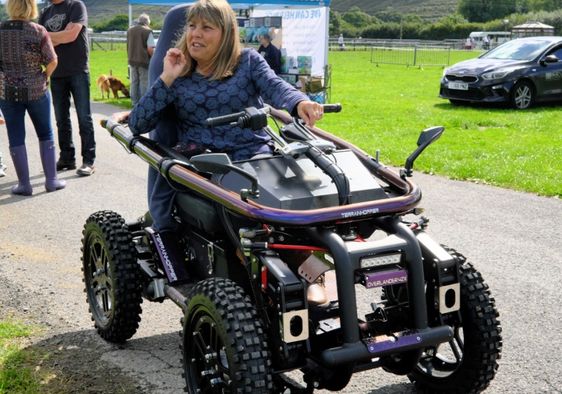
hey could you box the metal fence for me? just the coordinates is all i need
[89,31,160,51]
[370,45,452,67]
[90,32,127,51]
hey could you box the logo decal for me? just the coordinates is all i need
[45,14,67,32]
[154,233,178,282]
[341,208,379,218]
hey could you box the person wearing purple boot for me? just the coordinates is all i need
[0,0,65,195]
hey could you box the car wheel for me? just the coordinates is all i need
[511,80,535,109]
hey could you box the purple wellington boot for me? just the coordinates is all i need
[39,140,66,192]
[9,145,33,196]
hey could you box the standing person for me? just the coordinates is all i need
[128,0,324,284]
[39,0,96,176]
[127,13,156,105]
[483,35,490,50]
[257,33,281,74]
[0,111,6,177]
[0,0,65,195]
[338,33,345,51]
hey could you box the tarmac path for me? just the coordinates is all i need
[0,102,561,393]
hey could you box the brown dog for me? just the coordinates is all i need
[97,74,130,99]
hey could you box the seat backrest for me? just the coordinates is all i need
[148,4,190,148]
[145,5,190,208]
[149,4,189,86]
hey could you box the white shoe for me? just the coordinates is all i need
[0,164,6,177]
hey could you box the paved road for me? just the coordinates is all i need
[1,102,561,393]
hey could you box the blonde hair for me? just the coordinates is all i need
[6,0,38,20]
[175,0,241,80]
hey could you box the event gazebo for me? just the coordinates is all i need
[512,21,555,38]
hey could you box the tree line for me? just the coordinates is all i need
[2,2,560,41]
[332,3,562,39]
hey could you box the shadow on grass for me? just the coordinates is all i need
[434,100,562,112]
[0,329,174,394]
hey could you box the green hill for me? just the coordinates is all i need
[330,0,459,21]
[79,0,459,25]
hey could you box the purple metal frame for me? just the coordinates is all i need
[105,116,421,226]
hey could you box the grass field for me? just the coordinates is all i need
[0,319,44,392]
[89,48,562,197]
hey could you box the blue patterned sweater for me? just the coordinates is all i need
[129,48,308,160]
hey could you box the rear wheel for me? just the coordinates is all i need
[511,80,535,109]
[81,210,143,342]
[408,251,502,393]
[182,278,272,393]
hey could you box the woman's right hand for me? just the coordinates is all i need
[160,48,187,87]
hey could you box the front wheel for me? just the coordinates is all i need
[511,80,535,109]
[81,210,143,342]
[408,253,502,393]
[182,278,272,393]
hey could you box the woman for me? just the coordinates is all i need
[0,0,65,195]
[128,0,323,284]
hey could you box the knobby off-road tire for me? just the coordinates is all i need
[81,210,143,342]
[408,249,502,393]
[182,277,272,393]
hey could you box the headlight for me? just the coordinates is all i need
[360,253,402,269]
[481,67,521,81]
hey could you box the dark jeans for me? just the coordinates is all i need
[0,91,54,147]
[50,72,96,165]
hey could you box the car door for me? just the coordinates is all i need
[533,45,562,99]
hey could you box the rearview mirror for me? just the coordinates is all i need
[541,55,559,65]
[403,126,445,177]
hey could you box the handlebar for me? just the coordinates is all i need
[205,103,342,130]
[205,111,246,127]
[322,103,342,113]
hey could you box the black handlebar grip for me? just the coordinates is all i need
[206,111,245,127]
[323,103,342,113]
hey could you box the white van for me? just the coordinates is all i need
[468,31,512,50]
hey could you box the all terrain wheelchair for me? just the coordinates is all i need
[80,4,501,393]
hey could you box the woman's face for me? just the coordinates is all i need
[186,17,223,66]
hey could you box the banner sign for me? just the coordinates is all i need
[252,7,327,77]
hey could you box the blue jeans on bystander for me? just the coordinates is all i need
[0,91,54,146]
[50,72,96,165]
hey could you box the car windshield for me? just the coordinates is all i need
[482,39,552,61]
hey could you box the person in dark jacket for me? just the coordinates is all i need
[258,33,281,74]
[39,0,96,176]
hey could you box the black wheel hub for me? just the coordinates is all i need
[85,234,114,325]
[187,314,232,393]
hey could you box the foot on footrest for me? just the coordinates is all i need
[149,230,190,284]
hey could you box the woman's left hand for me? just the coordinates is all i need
[297,100,324,127]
